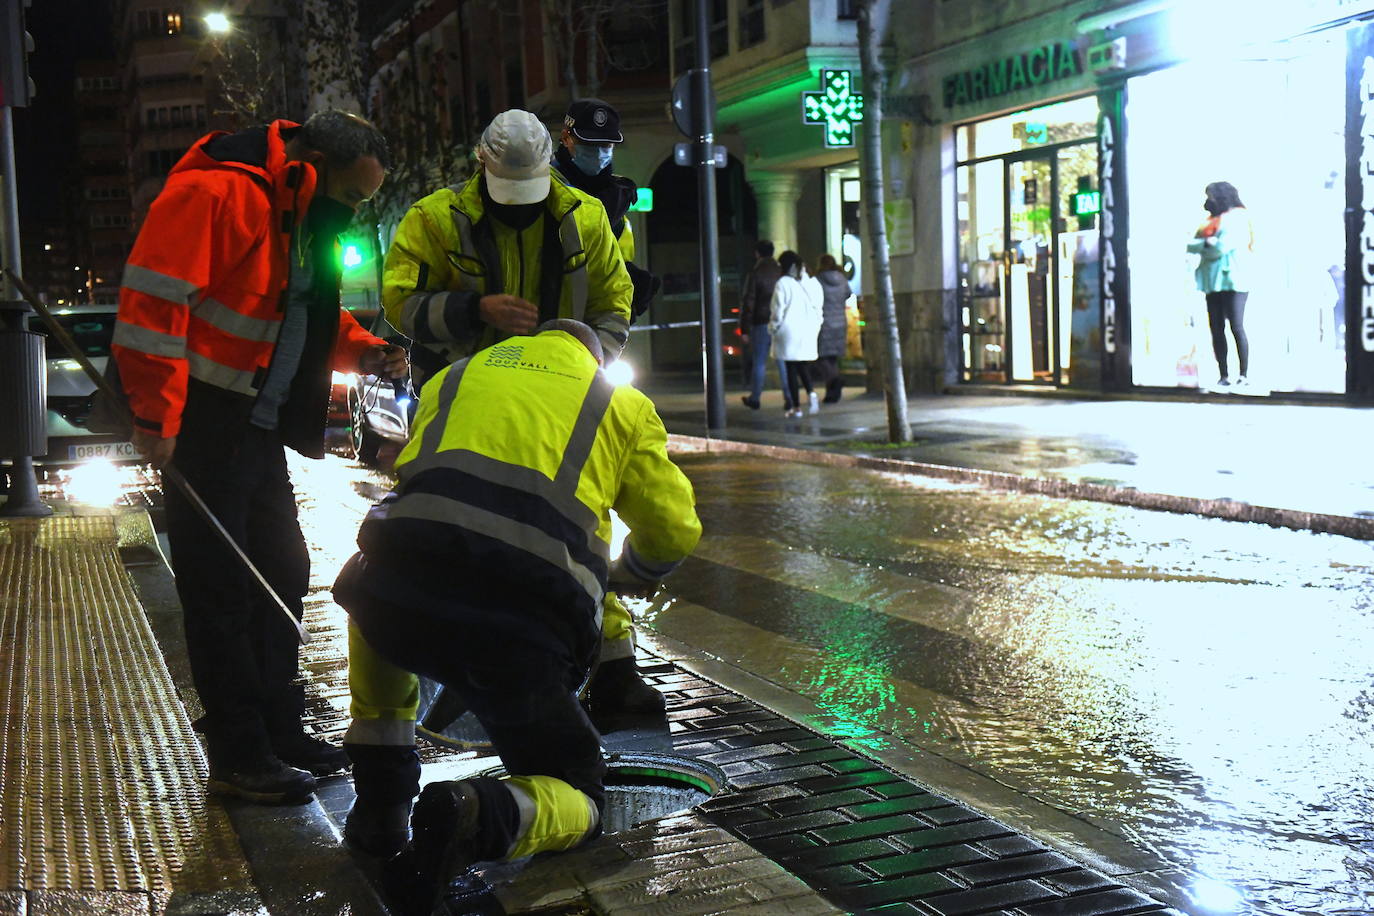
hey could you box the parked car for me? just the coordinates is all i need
[330,308,412,464]
[28,304,140,469]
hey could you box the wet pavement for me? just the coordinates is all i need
[274,436,1374,916]
[638,376,1374,533]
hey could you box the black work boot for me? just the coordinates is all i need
[345,797,412,861]
[386,780,485,916]
[207,756,317,804]
[585,657,667,733]
[271,731,351,777]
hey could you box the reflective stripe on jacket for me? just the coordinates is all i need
[361,331,700,628]
[114,119,381,439]
[381,171,632,387]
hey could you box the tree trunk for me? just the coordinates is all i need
[856,0,910,443]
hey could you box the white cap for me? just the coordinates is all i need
[477,110,553,205]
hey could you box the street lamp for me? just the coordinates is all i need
[202,9,291,119]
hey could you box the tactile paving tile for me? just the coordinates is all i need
[0,515,253,903]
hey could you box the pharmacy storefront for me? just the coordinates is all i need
[900,0,1374,401]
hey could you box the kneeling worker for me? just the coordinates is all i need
[334,319,701,912]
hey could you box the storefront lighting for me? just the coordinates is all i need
[628,188,654,212]
[803,69,864,149]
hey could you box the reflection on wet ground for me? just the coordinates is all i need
[646,455,1374,916]
[287,449,1374,916]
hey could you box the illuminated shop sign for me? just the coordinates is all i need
[943,42,1084,109]
[1360,55,1374,352]
[803,69,865,148]
[1099,104,1118,355]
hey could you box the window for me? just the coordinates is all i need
[738,0,765,48]
[147,148,180,175]
[91,213,131,229]
[837,0,857,19]
[134,8,185,38]
[674,0,727,70]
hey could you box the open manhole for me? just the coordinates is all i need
[599,752,726,832]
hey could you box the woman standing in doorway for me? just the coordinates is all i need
[1187,181,1255,389]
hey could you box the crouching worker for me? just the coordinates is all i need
[333,319,701,912]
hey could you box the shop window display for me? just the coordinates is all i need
[1126,36,1346,394]
[956,96,1099,384]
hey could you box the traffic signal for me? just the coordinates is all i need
[0,0,35,108]
[342,243,363,270]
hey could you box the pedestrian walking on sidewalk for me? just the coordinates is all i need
[739,240,783,410]
[1186,181,1255,390]
[770,250,824,417]
[813,254,853,404]
[333,320,701,913]
[114,111,406,804]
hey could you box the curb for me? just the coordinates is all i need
[668,434,1374,541]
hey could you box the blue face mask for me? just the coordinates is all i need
[572,143,613,175]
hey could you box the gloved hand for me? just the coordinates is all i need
[607,558,659,599]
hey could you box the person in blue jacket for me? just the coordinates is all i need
[1186,181,1255,389]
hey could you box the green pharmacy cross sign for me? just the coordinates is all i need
[803,69,864,148]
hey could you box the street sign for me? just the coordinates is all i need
[802,69,863,148]
[674,142,727,168]
[671,70,716,139]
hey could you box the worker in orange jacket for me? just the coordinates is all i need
[114,110,406,804]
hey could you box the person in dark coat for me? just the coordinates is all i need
[739,240,784,410]
[813,254,853,403]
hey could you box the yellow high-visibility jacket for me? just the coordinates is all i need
[360,331,701,633]
[382,170,633,388]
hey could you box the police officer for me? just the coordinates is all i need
[551,98,659,322]
[335,320,701,913]
[381,108,633,392]
[550,99,667,728]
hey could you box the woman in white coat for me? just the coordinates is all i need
[769,250,824,417]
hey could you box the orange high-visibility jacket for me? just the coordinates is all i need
[114,119,380,443]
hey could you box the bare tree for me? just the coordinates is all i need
[540,0,667,105]
[206,22,283,126]
[856,0,910,443]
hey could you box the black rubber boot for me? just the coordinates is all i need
[386,777,517,916]
[345,743,421,861]
[585,657,666,733]
[345,797,412,861]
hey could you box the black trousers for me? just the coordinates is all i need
[338,557,606,857]
[784,360,814,408]
[1205,290,1249,379]
[163,387,309,766]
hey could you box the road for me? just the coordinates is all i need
[284,443,1373,916]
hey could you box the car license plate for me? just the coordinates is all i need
[68,442,139,461]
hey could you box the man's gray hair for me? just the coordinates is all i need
[538,319,603,363]
[300,109,392,171]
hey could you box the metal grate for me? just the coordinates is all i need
[0,514,252,904]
